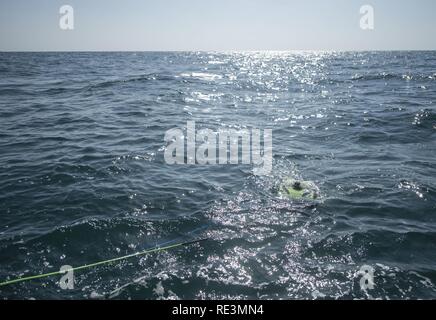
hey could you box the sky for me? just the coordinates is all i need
[1,0,436,51]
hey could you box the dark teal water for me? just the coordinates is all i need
[0,52,435,299]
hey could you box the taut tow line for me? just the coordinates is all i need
[0,237,208,287]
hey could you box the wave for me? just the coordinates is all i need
[351,72,436,81]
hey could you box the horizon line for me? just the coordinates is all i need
[2,49,436,53]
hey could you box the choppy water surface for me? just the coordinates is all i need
[0,51,435,299]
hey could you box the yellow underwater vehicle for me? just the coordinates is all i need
[278,178,319,201]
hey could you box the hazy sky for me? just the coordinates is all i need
[1,0,435,51]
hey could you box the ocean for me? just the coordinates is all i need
[0,51,435,299]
